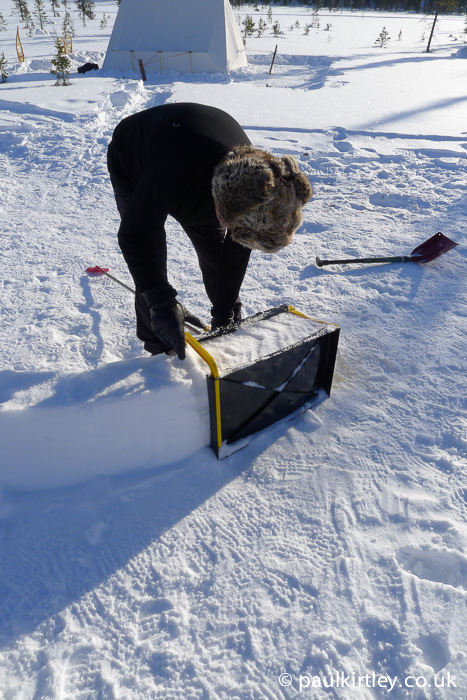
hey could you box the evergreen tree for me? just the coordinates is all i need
[374,26,390,47]
[24,8,35,36]
[62,10,75,37]
[0,51,8,82]
[12,0,25,20]
[34,0,47,30]
[0,11,7,31]
[257,17,266,36]
[18,0,30,21]
[75,0,95,25]
[49,0,60,17]
[425,0,458,52]
[50,36,71,84]
[242,14,255,37]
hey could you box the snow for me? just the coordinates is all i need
[0,2,466,697]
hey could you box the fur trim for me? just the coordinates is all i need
[212,146,313,253]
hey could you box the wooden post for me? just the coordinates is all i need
[138,58,147,81]
[269,44,278,75]
[16,27,25,63]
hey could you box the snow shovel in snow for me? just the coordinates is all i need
[315,232,458,267]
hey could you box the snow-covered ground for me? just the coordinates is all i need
[0,1,466,697]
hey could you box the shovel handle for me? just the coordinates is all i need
[316,255,412,267]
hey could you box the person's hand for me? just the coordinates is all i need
[149,302,186,359]
[148,302,206,359]
[181,307,206,334]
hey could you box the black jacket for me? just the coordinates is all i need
[107,102,252,317]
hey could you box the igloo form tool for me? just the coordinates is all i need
[185,305,340,458]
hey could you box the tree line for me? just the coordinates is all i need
[230,0,467,15]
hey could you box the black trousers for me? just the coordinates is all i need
[113,193,246,354]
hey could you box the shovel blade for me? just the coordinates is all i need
[86,266,109,275]
[410,232,458,263]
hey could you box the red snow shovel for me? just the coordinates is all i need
[316,232,458,267]
[86,266,136,293]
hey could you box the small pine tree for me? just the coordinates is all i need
[99,13,108,29]
[425,0,457,53]
[0,51,8,82]
[25,14,35,36]
[75,0,95,25]
[34,0,48,30]
[50,37,71,85]
[464,16,467,43]
[49,0,60,17]
[85,0,95,20]
[398,30,402,41]
[242,15,255,38]
[62,10,75,37]
[272,20,280,36]
[257,17,266,37]
[267,6,272,23]
[303,24,310,35]
[374,26,390,48]
[12,0,26,20]
[0,11,7,31]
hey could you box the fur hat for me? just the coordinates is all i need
[212,145,313,253]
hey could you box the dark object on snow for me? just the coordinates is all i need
[316,232,458,267]
[143,297,206,361]
[78,62,99,74]
[191,304,340,458]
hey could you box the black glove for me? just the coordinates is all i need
[146,300,205,361]
[211,299,243,332]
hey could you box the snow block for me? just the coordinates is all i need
[0,358,210,491]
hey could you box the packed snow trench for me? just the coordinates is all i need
[0,3,467,699]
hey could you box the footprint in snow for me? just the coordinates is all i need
[396,545,467,589]
[416,634,451,673]
[137,598,180,643]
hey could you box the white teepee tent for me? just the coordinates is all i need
[103,0,248,75]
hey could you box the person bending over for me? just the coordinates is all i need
[107,102,312,359]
